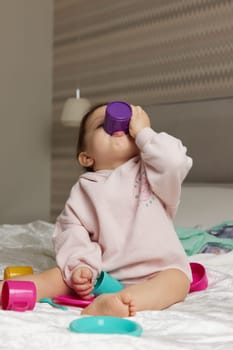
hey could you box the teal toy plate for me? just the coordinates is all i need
[69,316,143,336]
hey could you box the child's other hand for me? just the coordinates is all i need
[71,267,94,299]
[129,105,151,139]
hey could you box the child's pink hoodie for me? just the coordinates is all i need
[53,128,193,286]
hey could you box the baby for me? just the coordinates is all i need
[0,103,193,317]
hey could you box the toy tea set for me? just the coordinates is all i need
[1,261,207,336]
[1,102,208,335]
[1,266,143,336]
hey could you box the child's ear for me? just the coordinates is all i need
[78,152,94,168]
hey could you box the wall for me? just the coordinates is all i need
[51,0,233,221]
[0,0,53,224]
[53,0,233,105]
[146,98,233,183]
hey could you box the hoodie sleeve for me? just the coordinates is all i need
[52,191,102,287]
[136,128,193,218]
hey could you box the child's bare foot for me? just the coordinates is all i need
[81,292,136,317]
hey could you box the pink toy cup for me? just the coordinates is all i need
[1,280,37,311]
[189,262,208,293]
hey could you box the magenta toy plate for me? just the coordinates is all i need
[53,294,95,308]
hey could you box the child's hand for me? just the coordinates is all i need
[71,267,94,299]
[129,105,151,139]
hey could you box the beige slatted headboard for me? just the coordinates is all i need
[51,0,233,221]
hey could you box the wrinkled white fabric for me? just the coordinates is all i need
[0,221,56,278]
[0,221,233,350]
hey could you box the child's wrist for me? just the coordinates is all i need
[135,127,155,149]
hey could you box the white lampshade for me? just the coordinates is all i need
[61,91,91,127]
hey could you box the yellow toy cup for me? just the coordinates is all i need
[4,266,34,280]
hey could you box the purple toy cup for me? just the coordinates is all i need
[2,280,37,311]
[104,101,132,135]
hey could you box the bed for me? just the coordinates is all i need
[1,192,233,350]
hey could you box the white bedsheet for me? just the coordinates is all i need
[0,221,233,350]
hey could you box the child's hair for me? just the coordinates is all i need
[76,102,107,172]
